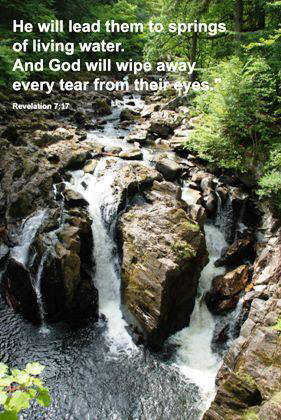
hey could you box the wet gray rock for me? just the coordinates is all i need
[156,159,182,181]
[215,239,255,268]
[201,176,215,193]
[74,109,87,125]
[64,151,91,171]
[64,190,89,208]
[1,258,39,322]
[119,149,143,161]
[120,108,138,122]
[103,146,122,155]
[0,244,9,264]
[203,192,217,213]
[148,110,183,138]
[161,96,189,111]
[141,103,161,119]
[126,130,148,145]
[92,97,112,116]
[38,211,98,322]
[83,159,97,174]
[118,180,207,350]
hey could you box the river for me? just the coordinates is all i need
[0,94,236,420]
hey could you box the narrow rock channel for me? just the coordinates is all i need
[0,90,269,419]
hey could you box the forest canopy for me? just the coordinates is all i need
[0,0,281,205]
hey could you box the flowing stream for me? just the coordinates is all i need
[66,161,135,353]
[169,224,227,405]
[0,95,239,419]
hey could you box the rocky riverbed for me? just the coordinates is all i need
[0,87,280,418]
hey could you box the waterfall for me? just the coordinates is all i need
[67,161,136,353]
[33,252,50,334]
[169,223,228,414]
[227,297,244,342]
[236,199,248,239]
[215,193,233,243]
[11,210,46,266]
[9,210,51,332]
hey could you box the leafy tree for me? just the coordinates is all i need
[186,57,278,170]
[0,362,51,419]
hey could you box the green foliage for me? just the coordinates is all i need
[187,57,279,171]
[273,316,281,331]
[0,362,50,419]
[0,0,155,87]
[87,0,147,63]
[242,409,259,420]
[172,241,196,261]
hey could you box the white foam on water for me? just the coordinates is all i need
[11,210,46,266]
[67,162,136,354]
[34,252,51,335]
[170,224,228,412]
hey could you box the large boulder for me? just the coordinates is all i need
[1,210,98,323]
[156,158,182,181]
[92,97,112,116]
[64,189,89,208]
[35,210,98,321]
[1,258,39,322]
[148,110,183,138]
[63,151,91,171]
[120,108,138,122]
[141,103,161,119]
[213,265,249,297]
[119,149,143,161]
[113,163,163,214]
[205,265,249,315]
[215,239,255,268]
[118,180,207,350]
[126,130,148,145]
[161,96,189,111]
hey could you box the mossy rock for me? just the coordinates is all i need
[242,408,259,420]
[172,241,197,262]
[8,191,33,218]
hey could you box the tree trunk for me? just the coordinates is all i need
[234,0,243,41]
[256,0,265,30]
[190,31,198,82]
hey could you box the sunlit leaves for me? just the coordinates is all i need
[0,378,13,388]
[0,411,18,420]
[37,388,51,407]
[10,370,31,386]
[6,391,31,411]
[0,365,8,378]
[0,392,7,406]
[25,363,45,376]
[0,362,51,417]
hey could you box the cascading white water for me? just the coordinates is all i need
[10,210,50,333]
[33,252,50,334]
[67,161,136,353]
[11,210,46,266]
[169,223,228,413]
[215,194,234,242]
